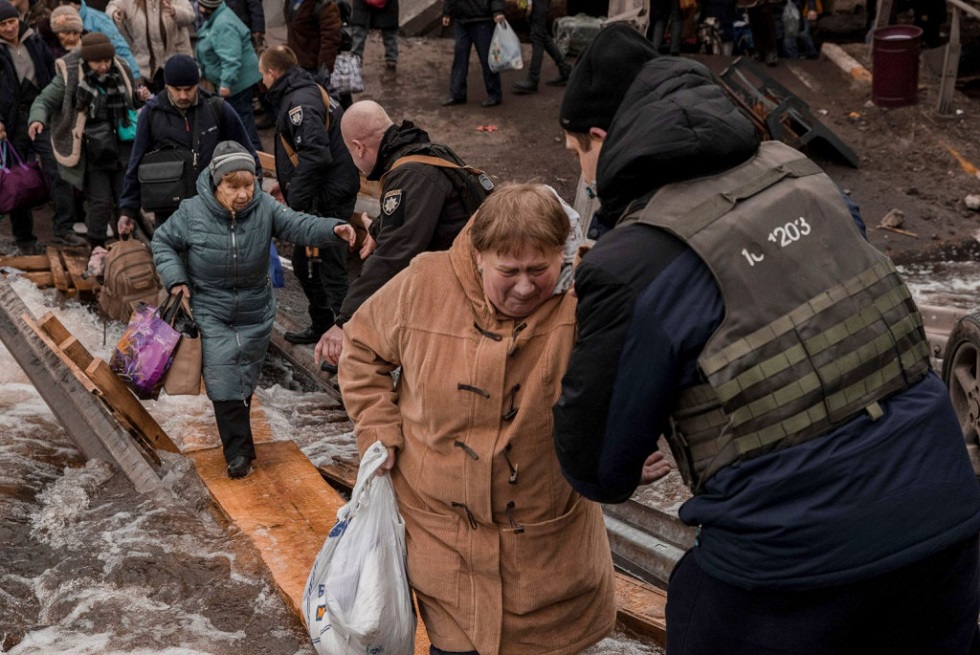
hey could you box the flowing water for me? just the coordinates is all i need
[0,277,664,655]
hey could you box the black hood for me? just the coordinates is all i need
[594,57,760,229]
[369,120,431,180]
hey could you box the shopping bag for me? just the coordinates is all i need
[782,0,801,38]
[302,441,416,655]
[269,241,285,288]
[330,52,365,95]
[162,296,202,396]
[488,20,523,73]
[109,292,183,400]
[0,140,49,215]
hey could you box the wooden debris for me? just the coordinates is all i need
[0,248,94,296]
[32,312,179,455]
[0,279,166,496]
[879,208,905,228]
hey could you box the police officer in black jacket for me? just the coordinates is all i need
[117,54,260,234]
[315,99,490,370]
[260,45,359,344]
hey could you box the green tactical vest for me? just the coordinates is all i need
[620,141,931,492]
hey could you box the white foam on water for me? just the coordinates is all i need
[255,384,358,467]
[898,261,980,310]
[583,631,665,655]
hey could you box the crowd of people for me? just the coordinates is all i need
[0,1,978,652]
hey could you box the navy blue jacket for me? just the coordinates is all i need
[267,66,358,218]
[0,24,54,132]
[226,0,265,32]
[119,89,260,215]
[554,57,980,590]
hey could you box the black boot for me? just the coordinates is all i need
[213,397,255,478]
[512,79,538,94]
[284,325,324,344]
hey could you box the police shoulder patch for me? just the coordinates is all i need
[288,105,303,125]
[382,189,402,215]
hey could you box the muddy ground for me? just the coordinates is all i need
[338,0,980,268]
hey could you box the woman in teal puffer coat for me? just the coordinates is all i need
[153,140,355,479]
[195,0,263,150]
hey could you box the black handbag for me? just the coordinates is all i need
[138,146,195,212]
[85,120,120,168]
[137,105,201,213]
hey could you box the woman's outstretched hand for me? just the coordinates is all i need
[334,223,357,247]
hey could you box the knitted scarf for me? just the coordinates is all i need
[76,64,130,128]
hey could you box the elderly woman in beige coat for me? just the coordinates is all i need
[339,184,617,655]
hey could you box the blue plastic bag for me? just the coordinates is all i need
[269,241,285,288]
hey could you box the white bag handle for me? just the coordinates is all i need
[340,441,389,521]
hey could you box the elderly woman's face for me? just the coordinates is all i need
[475,244,562,318]
[57,30,81,48]
[215,175,254,212]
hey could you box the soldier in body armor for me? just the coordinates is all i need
[553,25,980,654]
[315,99,491,371]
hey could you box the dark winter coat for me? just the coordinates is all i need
[554,57,980,589]
[337,120,474,324]
[0,23,54,133]
[442,0,503,22]
[285,0,342,72]
[268,66,358,217]
[226,0,265,32]
[152,169,348,401]
[350,0,398,30]
[119,89,260,215]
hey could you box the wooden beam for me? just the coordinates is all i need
[0,254,51,271]
[0,280,166,496]
[61,253,96,296]
[615,574,667,646]
[269,312,343,402]
[85,357,179,454]
[21,272,54,287]
[35,312,179,454]
[47,247,71,293]
[938,4,963,114]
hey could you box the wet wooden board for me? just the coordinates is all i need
[0,254,51,271]
[187,440,340,618]
[186,437,432,654]
[46,247,71,293]
[615,573,668,646]
[168,397,430,652]
[61,252,96,296]
[34,312,178,454]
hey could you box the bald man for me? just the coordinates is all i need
[315,100,492,370]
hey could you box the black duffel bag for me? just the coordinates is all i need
[138,146,195,213]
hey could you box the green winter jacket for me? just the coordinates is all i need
[195,3,262,96]
[152,169,347,401]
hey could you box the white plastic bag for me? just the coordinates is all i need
[488,20,523,73]
[302,441,416,655]
[782,1,800,39]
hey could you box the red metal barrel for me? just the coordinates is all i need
[872,25,923,108]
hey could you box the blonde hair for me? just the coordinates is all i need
[470,184,569,255]
[219,170,255,188]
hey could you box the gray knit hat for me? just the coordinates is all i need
[209,140,255,184]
